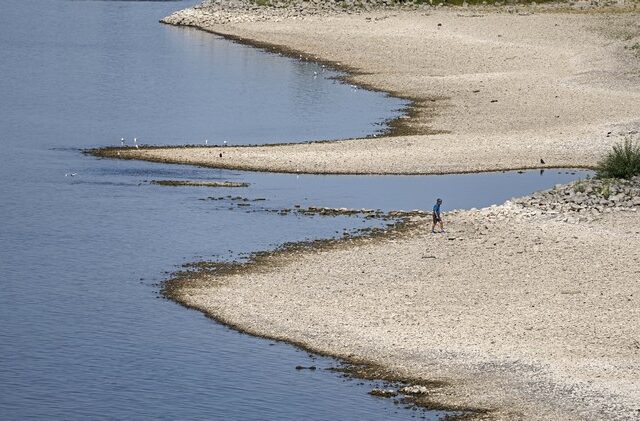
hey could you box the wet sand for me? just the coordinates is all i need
[99,4,640,174]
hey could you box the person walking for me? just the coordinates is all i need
[432,198,444,233]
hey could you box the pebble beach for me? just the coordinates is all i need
[167,178,640,420]
[100,0,640,175]
[94,1,640,419]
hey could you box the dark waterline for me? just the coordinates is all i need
[0,1,591,420]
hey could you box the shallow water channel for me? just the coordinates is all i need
[0,1,591,419]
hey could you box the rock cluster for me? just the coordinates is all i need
[517,177,640,211]
[273,206,428,219]
[151,180,249,188]
[369,384,429,398]
[163,0,432,26]
[203,0,430,14]
[399,384,429,395]
[476,177,640,224]
[369,388,399,397]
[165,0,636,26]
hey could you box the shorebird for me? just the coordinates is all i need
[120,137,125,146]
[65,173,77,177]
[134,138,138,149]
[205,139,208,146]
[223,140,227,147]
[540,158,545,164]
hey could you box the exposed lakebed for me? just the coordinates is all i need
[0,0,590,419]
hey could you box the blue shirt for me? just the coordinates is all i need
[433,203,441,216]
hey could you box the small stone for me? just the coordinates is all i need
[399,385,429,395]
[369,388,398,397]
[295,365,317,370]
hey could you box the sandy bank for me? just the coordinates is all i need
[98,3,640,174]
[167,190,640,420]
[117,3,640,418]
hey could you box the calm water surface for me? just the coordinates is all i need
[0,1,590,419]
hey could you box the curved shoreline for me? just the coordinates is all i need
[162,215,486,417]
[88,145,594,176]
[162,195,640,420]
[116,3,640,419]
[158,19,430,139]
[114,4,640,176]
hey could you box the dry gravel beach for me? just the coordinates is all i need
[98,2,640,419]
[102,1,640,175]
[169,203,640,420]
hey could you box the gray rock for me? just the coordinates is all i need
[369,388,398,397]
[399,385,429,395]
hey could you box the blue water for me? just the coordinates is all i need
[0,0,591,420]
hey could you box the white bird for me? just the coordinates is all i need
[65,173,77,177]
[205,139,208,146]
[134,138,138,149]
[120,137,125,146]
[223,140,227,147]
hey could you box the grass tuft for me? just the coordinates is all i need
[596,138,640,179]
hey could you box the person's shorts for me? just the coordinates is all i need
[433,214,441,223]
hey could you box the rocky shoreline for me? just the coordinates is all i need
[179,0,639,26]
[512,176,640,220]
[475,176,640,226]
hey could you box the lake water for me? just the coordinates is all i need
[0,1,590,420]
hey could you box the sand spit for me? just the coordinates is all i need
[166,184,640,420]
[94,2,640,175]
[150,180,249,188]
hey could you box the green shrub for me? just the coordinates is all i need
[596,138,640,179]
